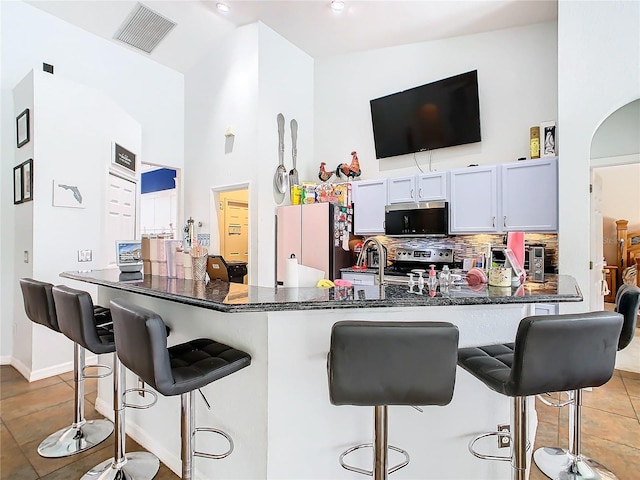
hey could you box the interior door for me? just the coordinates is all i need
[105,173,136,267]
[590,171,605,310]
[223,199,248,263]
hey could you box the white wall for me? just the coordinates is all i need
[315,22,558,179]
[184,22,314,287]
[1,1,184,364]
[557,0,640,311]
[10,71,142,379]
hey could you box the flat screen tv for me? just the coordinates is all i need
[370,70,481,159]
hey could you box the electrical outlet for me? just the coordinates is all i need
[138,377,145,397]
[497,424,510,448]
[23,250,29,263]
[77,250,93,262]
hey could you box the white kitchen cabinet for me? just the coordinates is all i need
[387,176,416,204]
[352,179,387,235]
[417,171,448,202]
[449,166,500,233]
[534,303,559,315]
[501,157,558,232]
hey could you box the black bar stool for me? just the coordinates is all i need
[533,284,640,480]
[109,298,252,480]
[327,321,459,480]
[52,285,160,480]
[19,278,114,458]
[457,312,624,480]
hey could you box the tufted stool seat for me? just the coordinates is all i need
[109,298,251,480]
[52,285,160,480]
[533,285,640,480]
[328,321,459,479]
[458,312,624,480]
[19,278,115,458]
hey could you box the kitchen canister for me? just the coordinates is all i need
[488,266,512,287]
[165,240,180,278]
[190,246,208,282]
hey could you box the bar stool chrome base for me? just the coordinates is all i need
[80,451,160,480]
[339,443,409,477]
[38,419,114,458]
[533,447,617,480]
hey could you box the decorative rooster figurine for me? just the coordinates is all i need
[318,162,335,183]
[336,151,362,179]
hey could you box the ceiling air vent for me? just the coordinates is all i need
[113,3,177,54]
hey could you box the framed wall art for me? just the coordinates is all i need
[13,159,33,204]
[112,142,137,177]
[16,108,30,148]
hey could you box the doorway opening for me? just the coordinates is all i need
[211,183,250,284]
[140,164,181,240]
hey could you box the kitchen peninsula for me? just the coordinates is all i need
[62,269,582,480]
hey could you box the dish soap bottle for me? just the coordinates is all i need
[440,264,450,289]
[428,264,438,291]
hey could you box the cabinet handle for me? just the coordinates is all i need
[410,189,414,199]
[492,216,496,227]
[503,216,507,228]
[419,188,423,198]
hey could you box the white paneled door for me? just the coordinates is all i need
[105,173,136,267]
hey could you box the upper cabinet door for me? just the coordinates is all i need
[501,157,558,232]
[417,172,448,202]
[353,179,387,235]
[449,166,499,234]
[387,176,416,204]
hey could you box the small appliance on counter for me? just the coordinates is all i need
[385,247,455,280]
[491,243,547,282]
[116,240,143,273]
[384,202,449,237]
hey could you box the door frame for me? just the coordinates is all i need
[139,162,182,239]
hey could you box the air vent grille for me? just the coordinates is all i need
[114,3,176,54]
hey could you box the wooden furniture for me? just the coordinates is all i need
[616,220,640,288]
[604,266,618,303]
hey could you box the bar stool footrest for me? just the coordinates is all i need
[82,363,112,380]
[193,427,234,459]
[122,388,158,409]
[468,431,513,462]
[339,443,410,476]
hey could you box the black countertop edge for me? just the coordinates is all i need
[60,270,583,313]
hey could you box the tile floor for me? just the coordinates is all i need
[2,359,639,479]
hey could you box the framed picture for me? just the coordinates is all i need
[52,178,87,208]
[16,108,30,148]
[541,121,556,157]
[13,164,22,204]
[13,159,33,204]
[22,159,33,202]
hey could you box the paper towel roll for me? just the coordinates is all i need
[284,257,299,288]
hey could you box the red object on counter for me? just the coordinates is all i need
[352,264,368,270]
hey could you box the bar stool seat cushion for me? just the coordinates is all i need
[110,299,251,398]
[458,313,623,398]
[328,321,459,406]
[20,278,61,332]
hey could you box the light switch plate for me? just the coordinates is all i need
[78,249,92,262]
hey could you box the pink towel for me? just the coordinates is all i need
[507,232,525,270]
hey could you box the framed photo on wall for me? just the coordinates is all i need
[16,108,30,148]
[13,164,23,204]
[22,159,33,202]
[13,159,33,204]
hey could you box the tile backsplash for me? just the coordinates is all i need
[368,233,558,271]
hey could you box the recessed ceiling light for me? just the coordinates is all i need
[216,2,230,13]
[331,1,345,12]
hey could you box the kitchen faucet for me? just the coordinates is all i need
[356,237,386,286]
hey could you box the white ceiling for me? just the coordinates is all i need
[26,0,558,73]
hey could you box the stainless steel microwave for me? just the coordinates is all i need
[384,202,449,237]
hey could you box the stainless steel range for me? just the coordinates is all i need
[385,247,455,277]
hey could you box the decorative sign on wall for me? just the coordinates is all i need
[112,142,137,174]
[53,179,86,208]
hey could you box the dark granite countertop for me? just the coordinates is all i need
[61,269,582,313]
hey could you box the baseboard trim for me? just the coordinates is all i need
[0,355,13,365]
[5,355,99,382]
[95,397,181,477]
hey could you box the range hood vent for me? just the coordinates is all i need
[113,3,176,54]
